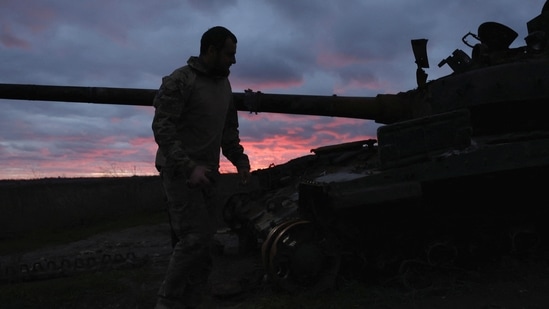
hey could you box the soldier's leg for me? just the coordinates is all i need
[156,167,214,308]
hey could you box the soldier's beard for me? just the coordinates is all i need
[213,67,230,77]
[211,57,231,77]
[211,63,230,77]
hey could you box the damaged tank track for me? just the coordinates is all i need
[2,2,549,294]
[0,251,147,284]
[0,224,174,284]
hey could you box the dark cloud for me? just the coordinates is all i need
[0,0,545,178]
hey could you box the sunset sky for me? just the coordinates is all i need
[0,0,544,179]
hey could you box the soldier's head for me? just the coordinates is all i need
[200,26,237,76]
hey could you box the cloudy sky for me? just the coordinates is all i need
[0,0,544,179]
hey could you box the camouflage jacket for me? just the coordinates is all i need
[151,56,250,176]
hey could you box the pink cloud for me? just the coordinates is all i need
[0,23,30,49]
[334,78,385,94]
[129,136,154,147]
[26,6,56,33]
[110,117,123,124]
[316,51,365,68]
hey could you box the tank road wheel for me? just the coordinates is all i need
[261,218,303,271]
[266,220,341,293]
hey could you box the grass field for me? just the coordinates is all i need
[1,176,549,308]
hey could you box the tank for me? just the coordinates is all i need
[2,3,549,293]
[217,5,549,293]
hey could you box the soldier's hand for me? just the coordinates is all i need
[187,165,212,187]
[239,168,251,185]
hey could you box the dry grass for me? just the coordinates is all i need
[1,176,549,309]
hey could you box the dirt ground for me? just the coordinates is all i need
[3,223,549,309]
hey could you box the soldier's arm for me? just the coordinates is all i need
[152,73,197,176]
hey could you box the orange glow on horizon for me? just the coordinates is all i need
[1,111,377,180]
[2,135,374,180]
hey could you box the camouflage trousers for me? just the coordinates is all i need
[155,166,218,309]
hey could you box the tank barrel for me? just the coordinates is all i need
[0,83,156,106]
[233,90,403,121]
[0,83,409,123]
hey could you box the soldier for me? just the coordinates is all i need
[151,26,251,309]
